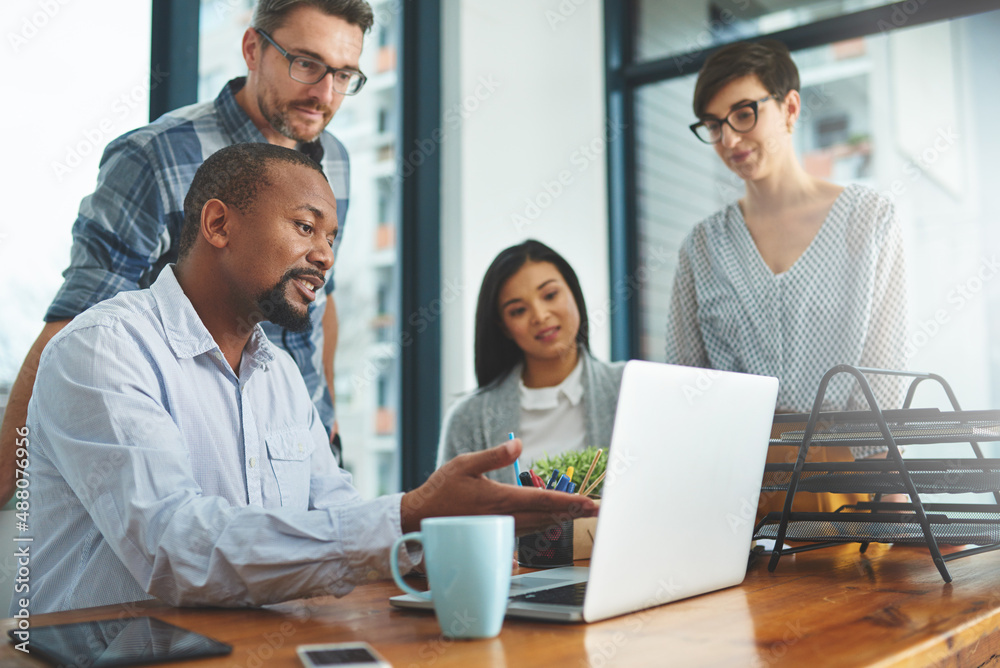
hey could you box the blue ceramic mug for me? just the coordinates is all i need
[390,515,514,639]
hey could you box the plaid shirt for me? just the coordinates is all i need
[45,78,349,432]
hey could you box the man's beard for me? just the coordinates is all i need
[255,269,322,332]
[257,89,330,144]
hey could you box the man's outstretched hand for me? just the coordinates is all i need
[400,439,598,534]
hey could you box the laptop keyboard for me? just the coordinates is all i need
[510,581,588,606]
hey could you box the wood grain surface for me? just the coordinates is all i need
[4,544,1000,667]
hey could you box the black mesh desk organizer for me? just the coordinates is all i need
[753,365,1000,583]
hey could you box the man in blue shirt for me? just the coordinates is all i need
[1,0,369,505]
[22,143,594,614]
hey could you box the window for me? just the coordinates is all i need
[612,3,1000,422]
[634,0,899,62]
[1,0,152,420]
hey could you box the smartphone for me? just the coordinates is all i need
[297,642,392,668]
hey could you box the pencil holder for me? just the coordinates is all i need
[517,519,574,568]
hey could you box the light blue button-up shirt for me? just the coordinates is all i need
[20,266,414,614]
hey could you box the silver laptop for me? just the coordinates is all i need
[391,360,779,623]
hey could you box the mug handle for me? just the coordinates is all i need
[390,531,432,600]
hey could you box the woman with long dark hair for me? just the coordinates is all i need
[437,240,624,483]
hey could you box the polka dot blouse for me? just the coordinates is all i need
[665,184,908,457]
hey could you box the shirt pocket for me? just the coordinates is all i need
[265,429,314,509]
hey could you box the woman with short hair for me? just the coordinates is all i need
[667,40,909,514]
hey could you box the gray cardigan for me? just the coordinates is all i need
[436,354,626,484]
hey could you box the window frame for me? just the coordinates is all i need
[150,0,200,122]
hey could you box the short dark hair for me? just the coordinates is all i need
[179,142,327,257]
[692,39,800,119]
[474,240,590,389]
[252,0,375,38]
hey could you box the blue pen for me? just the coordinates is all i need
[555,474,571,492]
[509,433,522,485]
[546,469,561,490]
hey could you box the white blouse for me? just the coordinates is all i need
[517,357,588,466]
[665,184,908,448]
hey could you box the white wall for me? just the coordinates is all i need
[440,0,610,415]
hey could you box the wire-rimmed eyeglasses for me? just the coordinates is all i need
[255,28,367,95]
[689,95,776,144]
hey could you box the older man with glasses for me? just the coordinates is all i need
[0,0,372,504]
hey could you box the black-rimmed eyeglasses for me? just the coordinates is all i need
[689,95,776,144]
[255,28,367,95]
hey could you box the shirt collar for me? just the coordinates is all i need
[216,77,326,162]
[519,356,585,410]
[150,265,276,369]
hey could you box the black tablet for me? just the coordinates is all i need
[8,616,232,667]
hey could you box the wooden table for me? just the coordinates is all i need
[5,544,1000,667]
